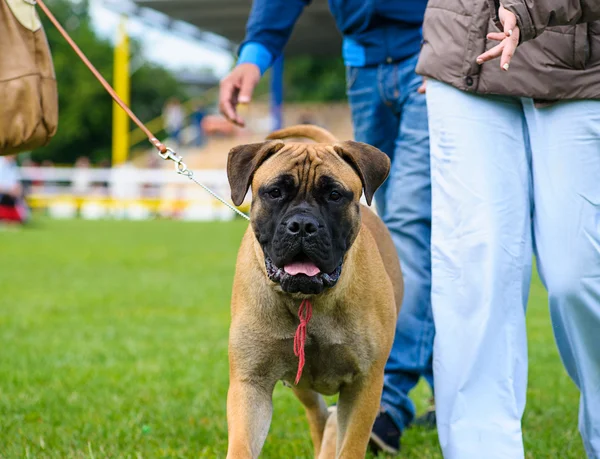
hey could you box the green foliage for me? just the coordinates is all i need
[255,56,347,103]
[0,219,586,458]
[283,56,347,102]
[33,0,186,165]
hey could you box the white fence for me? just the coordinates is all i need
[18,166,249,221]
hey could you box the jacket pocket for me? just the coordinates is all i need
[573,23,590,69]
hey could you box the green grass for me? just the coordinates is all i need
[0,219,584,458]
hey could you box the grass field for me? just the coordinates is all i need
[0,219,585,458]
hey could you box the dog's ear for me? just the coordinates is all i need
[334,141,390,206]
[227,140,285,206]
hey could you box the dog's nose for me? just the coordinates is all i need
[286,214,318,236]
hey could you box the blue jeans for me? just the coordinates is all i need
[346,52,434,433]
[427,80,600,459]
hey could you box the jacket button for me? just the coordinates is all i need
[465,76,474,86]
[386,57,393,64]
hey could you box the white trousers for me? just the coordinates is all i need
[427,80,600,459]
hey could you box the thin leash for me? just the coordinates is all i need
[34,0,250,221]
[35,0,316,383]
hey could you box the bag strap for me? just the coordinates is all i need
[35,0,168,155]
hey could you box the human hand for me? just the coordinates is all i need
[417,77,427,94]
[476,5,520,71]
[219,63,261,127]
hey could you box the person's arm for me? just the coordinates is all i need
[240,0,311,73]
[236,43,274,77]
[479,1,600,70]
[489,0,600,42]
[219,0,310,126]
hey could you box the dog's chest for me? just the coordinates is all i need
[282,313,373,395]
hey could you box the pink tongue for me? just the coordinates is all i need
[284,261,321,277]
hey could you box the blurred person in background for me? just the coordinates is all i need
[417,0,600,457]
[40,160,58,195]
[72,156,91,197]
[163,97,186,148]
[19,157,38,196]
[0,156,29,225]
[219,0,433,453]
[190,103,207,147]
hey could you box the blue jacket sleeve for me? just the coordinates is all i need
[237,0,311,72]
[237,42,274,75]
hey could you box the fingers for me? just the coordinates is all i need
[417,78,427,94]
[486,32,507,42]
[219,79,244,127]
[238,73,257,105]
[501,6,517,37]
[476,42,504,65]
[487,4,520,70]
[476,27,520,70]
[219,64,261,127]
[500,27,519,71]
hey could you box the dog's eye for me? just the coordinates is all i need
[268,188,282,199]
[329,191,342,202]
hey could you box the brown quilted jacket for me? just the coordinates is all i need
[417,0,600,101]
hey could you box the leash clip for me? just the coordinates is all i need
[157,147,177,161]
[156,145,250,220]
[160,148,191,177]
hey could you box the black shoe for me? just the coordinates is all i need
[369,411,401,455]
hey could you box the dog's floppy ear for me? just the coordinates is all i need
[227,140,285,206]
[334,141,390,206]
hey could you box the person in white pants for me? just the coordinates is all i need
[416,1,600,457]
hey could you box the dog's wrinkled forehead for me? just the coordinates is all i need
[252,142,363,196]
[226,125,391,207]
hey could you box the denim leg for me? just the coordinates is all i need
[378,55,434,432]
[347,57,434,433]
[346,65,397,218]
[525,99,600,459]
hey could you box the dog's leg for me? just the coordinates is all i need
[226,378,275,459]
[335,367,385,458]
[318,407,338,459]
[292,387,330,458]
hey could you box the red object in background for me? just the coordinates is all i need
[0,198,27,223]
[0,205,22,222]
[201,115,239,137]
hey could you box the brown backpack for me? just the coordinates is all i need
[0,0,58,156]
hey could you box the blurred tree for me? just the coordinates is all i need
[283,56,346,102]
[254,56,346,103]
[33,0,187,165]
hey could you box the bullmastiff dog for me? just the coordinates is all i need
[225,124,403,458]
